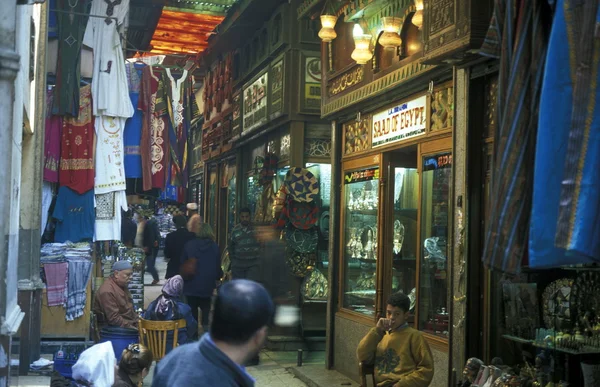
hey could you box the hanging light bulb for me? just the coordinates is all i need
[413,0,424,29]
[379,17,402,49]
[351,23,373,65]
[318,14,338,42]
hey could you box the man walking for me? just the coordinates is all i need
[152,280,274,387]
[143,215,161,285]
[229,208,261,282]
[163,214,195,279]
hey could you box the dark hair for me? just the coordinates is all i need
[239,207,251,215]
[210,280,274,345]
[386,292,411,313]
[173,214,187,228]
[119,344,153,376]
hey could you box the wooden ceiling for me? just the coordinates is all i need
[126,0,237,57]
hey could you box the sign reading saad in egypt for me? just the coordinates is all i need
[344,167,379,184]
[372,95,427,148]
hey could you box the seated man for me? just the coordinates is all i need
[357,292,434,387]
[93,260,138,329]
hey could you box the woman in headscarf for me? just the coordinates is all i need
[143,275,197,345]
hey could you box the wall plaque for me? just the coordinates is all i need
[243,71,268,133]
[303,56,322,112]
[270,59,284,116]
[328,66,364,97]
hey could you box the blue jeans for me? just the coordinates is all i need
[145,248,159,282]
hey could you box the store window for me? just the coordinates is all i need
[418,151,451,337]
[342,166,380,317]
[306,163,331,266]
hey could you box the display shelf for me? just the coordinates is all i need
[532,343,600,356]
[502,334,534,344]
[347,209,378,216]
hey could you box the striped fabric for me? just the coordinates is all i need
[480,0,551,274]
[530,0,600,267]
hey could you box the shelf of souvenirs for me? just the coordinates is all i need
[502,333,600,356]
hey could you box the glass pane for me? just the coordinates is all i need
[306,163,331,267]
[227,175,236,238]
[342,167,380,317]
[392,167,418,324]
[418,152,451,338]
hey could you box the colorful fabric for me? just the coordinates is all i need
[124,63,144,178]
[66,259,93,321]
[44,89,62,182]
[480,0,550,274]
[285,167,319,203]
[156,275,184,316]
[52,186,95,243]
[53,0,91,116]
[530,0,600,267]
[94,116,127,194]
[139,65,158,191]
[59,84,94,194]
[44,262,69,307]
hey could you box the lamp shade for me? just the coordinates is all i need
[351,34,373,64]
[318,15,338,42]
[412,10,423,29]
[379,17,402,49]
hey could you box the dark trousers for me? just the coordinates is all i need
[231,264,261,282]
[186,296,211,336]
[145,248,159,282]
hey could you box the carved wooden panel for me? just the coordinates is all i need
[483,75,498,140]
[327,66,364,97]
[430,86,454,131]
[343,115,372,156]
[422,0,492,64]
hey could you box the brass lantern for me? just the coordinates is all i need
[351,23,373,65]
[318,14,338,42]
[378,17,402,49]
[412,0,424,29]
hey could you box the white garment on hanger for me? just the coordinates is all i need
[41,182,54,235]
[165,68,188,127]
[83,0,134,118]
[94,190,127,242]
[94,116,127,194]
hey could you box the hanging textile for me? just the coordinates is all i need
[530,0,600,267]
[94,116,127,194]
[480,0,551,274]
[48,0,59,39]
[94,190,128,242]
[52,186,95,243]
[83,0,133,118]
[53,0,91,116]
[44,88,62,183]
[124,62,144,178]
[59,84,94,194]
[41,182,55,236]
[66,259,93,321]
[165,68,189,192]
[44,262,69,307]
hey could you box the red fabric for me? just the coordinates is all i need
[59,84,94,194]
[44,262,68,307]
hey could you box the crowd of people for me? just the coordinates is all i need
[81,206,434,386]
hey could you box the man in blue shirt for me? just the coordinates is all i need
[152,280,274,387]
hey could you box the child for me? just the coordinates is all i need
[357,292,434,386]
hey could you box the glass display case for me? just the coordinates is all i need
[418,151,451,337]
[342,165,380,317]
[306,163,331,268]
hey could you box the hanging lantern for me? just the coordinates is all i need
[412,0,424,29]
[351,24,373,65]
[379,17,402,49]
[318,14,338,42]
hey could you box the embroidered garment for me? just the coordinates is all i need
[44,262,69,307]
[94,190,127,242]
[53,186,95,243]
[53,0,91,116]
[165,69,189,190]
[95,116,127,194]
[59,84,94,194]
[83,0,133,118]
[124,62,144,178]
[138,65,158,191]
[530,0,600,268]
[66,259,93,321]
[480,0,550,273]
[44,89,62,182]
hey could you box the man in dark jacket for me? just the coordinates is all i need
[143,216,161,285]
[229,207,261,282]
[163,215,195,279]
[152,280,274,387]
[121,210,137,248]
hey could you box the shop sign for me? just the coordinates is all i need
[423,152,452,171]
[372,95,427,148]
[302,56,321,112]
[243,72,268,133]
[232,91,241,137]
[270,59,284,116]
[344,167,379,184]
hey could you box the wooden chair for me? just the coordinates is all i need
[359,361,376,387]
[138,318,186,362]
[90,311,103,343]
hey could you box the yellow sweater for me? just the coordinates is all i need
[356,326,434,387]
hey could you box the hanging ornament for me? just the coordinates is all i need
[351,23,373,65]
[318,15,338,42]
[379,17,402,49]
